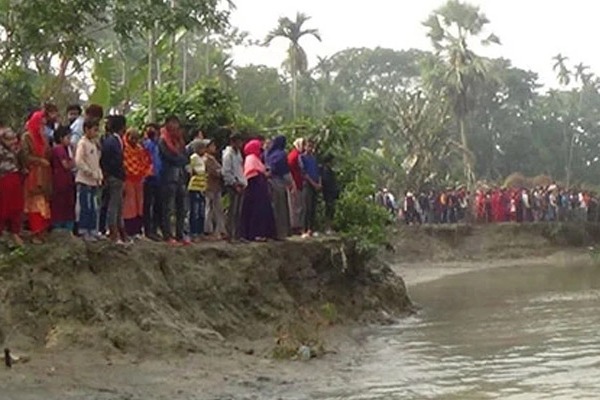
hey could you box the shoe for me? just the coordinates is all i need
[180,238,192,246]
[83,234,98,242]
[301,233,310,239]
[167,239,181,247]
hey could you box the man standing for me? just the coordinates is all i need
[300,139,321,238]
[222,132,246,241]
[101,115,128,244]
[159,116,189,245]
[142,123,162,241]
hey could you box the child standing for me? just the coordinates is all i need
[51,126,76,232]
[204,139,227,240]
[75,119,103,241]
[187,139,209,241]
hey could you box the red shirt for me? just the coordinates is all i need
[288,148,303,190]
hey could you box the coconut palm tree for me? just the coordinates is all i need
[423,0,500,188]
[265,12,321,120]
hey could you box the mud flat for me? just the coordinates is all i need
[0,234,410,399]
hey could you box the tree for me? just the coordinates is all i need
[265,12,321,120]
[423,0,500,188]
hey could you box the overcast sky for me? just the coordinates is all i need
[230,0,599,87]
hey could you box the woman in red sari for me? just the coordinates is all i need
[491,189,501,223]
[22,110,53,243]
[0,128,25,247]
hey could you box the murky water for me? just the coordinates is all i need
[302,262,600,400]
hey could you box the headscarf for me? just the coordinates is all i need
[244,139,262,158]
[124,131,152,180]
[293,138,304,152]
[25,110,46,157]
[243,139,265,179]
[265,135,290,177]
[160,126,184,154]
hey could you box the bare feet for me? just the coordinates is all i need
[12,234,24,247]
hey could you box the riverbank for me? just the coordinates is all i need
[388,223,598,285]
[1,223,597,399]
[0,233,411,399]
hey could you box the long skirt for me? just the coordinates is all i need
[51,182,75,227]
[0,172,24,234]
[123,180,143,236]
[271,182,290,240]
[288,187,303,231]
[240,174,276,241]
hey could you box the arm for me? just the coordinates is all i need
[159,140,188,167]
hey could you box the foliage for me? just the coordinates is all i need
[0,67,38,130]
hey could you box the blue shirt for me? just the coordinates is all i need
[300,153,320,183]
[143,138,162,182]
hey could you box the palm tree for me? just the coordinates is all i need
[265,12,321,120]
[423,0,500,188]
[552,54,571,86]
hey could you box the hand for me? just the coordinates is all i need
[39,159,50,167]
[235,185,244,194]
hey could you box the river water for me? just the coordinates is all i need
[294,262,600,400]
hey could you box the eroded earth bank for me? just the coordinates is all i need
[1,223,598,399]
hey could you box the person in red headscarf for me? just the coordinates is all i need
[239,139,276,241]
[22,110,53,243]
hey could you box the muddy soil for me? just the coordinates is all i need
[0,233,410,399]
[1,223,597,400]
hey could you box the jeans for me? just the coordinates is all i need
[143,181,162,236]
[204,190,226,235]
[106,176,124,228]
[162,182,186,240]
[189,191,206,237]
[225,186,243,240]
[77,184,98,234]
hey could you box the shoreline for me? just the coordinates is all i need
[393,250,593,286]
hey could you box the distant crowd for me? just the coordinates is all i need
[374,185,600,225]
[0,103,339,247]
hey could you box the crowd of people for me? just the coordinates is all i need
[0,103,340,247]
[375,185,600,225]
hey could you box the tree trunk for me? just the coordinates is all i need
[182,32,188,93]
[291,51,298,120]
[205,32,210,77]
[147,22,157,123]
[459,116,475,189]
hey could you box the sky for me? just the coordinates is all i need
[230,0,600,87]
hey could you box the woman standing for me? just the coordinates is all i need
[0,128,25,247]
[50,126,76,232]
[265,135,292,240]
[123,128,152,238]
[22,110,52,243]
[204,139,227,240]
[240,139,276,242]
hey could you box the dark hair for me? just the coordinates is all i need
[145,123,160,131]
[44,102,59,113]
[84,118,100,132]
[67,104,82,115]
[229,132,242,142]
[84,104,104,120]
[165,115,180,125]
[106,115,126,134]
[53,125,71,144]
